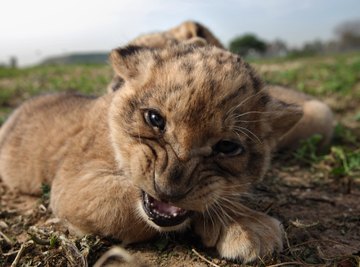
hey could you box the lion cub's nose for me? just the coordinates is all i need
[154,182,189,202]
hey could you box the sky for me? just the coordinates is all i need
[0,0,359,66]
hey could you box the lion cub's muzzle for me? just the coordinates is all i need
[141,190,191,227]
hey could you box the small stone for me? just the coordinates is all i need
[0,220,8,229]
[45,218,61,225]
[212,258,221,264]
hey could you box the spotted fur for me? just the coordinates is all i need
[0,34,333,262]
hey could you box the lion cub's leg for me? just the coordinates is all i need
[194,206,283,263]
[268,86,334,150]
[50,164,157,244]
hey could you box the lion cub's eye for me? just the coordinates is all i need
[213,140,244,156]
[144,109,166,131]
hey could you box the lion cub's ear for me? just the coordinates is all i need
[184,37,208,47]
[266,99,303,145]
[110,45,153,82]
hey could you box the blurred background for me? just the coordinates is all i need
[0,0,359,67]
[0,1,360,266]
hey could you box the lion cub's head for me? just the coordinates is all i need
[108,44,301,231]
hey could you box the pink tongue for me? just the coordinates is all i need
[153,199,184,215]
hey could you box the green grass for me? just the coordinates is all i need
[0,52,359,267]
[293,134,323,164]
[1,52,359,183]
[254,52,360,97]
[0,64,111,103]
[255,52,360,183]
[0,64,112,123]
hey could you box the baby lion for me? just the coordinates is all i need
[0,35,333,263]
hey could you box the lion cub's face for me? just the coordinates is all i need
[108,45,301,230]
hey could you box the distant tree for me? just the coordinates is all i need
[266,39,288,57]
[10,57,17,68]
[303,39,324,54]
[335,19,360,50]
[229,34,267,57]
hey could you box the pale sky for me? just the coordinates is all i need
[0,0,359,66]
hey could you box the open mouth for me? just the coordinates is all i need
[141,191,191,227]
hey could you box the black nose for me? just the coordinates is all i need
[154,182,188,202]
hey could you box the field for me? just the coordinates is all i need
[0,52,359,266]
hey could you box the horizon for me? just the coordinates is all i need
[0,0,359,66]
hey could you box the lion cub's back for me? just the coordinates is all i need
[0,93,95,195]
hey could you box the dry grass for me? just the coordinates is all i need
[1,53,359,266]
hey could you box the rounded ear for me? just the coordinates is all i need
[110,45,153,82]
[170,21,224,48]
[184,37,208,47]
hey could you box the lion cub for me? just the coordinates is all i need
[109,21,334,149]
[0,44,329,262]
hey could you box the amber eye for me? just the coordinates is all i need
[213,140,244,156]
[145,109,166,131]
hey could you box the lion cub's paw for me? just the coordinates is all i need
[216,214,283,263]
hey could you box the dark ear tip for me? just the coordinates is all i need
[110,45,145,60]
[118,45,144,57]
[119,45,144,57]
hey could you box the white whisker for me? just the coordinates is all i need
[233,126,262,143]
[226,87,268,119]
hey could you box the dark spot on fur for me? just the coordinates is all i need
[181,61,194,74]
[172,47,195,59]
[172,84,182,92]
[111,76,124,91]
[250,73,263,91]
[216,89,241,108]
[145,156,152,170]
[153,53,164,67]
[137,86,155,106]
[258,93,270,106]
[216,57,228,65]
[186,78,194,87]
[123,97,139,123]
[209,79,217,92]
[116,45,144,58]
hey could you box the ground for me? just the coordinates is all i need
[0,52,359,266]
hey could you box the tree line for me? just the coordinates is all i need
[229,19,360,59]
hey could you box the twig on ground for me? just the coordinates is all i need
[10,240,33,267]
[290,219,319,228]
[0,230,15,246]
[266,262,304,267]
[27,232,50,246]
[60,235,87,267]
[191,248,220,267]
[2,250,19,257]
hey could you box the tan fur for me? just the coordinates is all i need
[107,22,334,150]
[131,21,224,49]
[268,86,334,149]
[107,21,222,93]
[0,44,304,262]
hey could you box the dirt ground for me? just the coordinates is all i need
[0,54,359,266]
[1,157,359,267]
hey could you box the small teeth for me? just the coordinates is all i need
[152,208,175,218]
[143,191,189,223]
